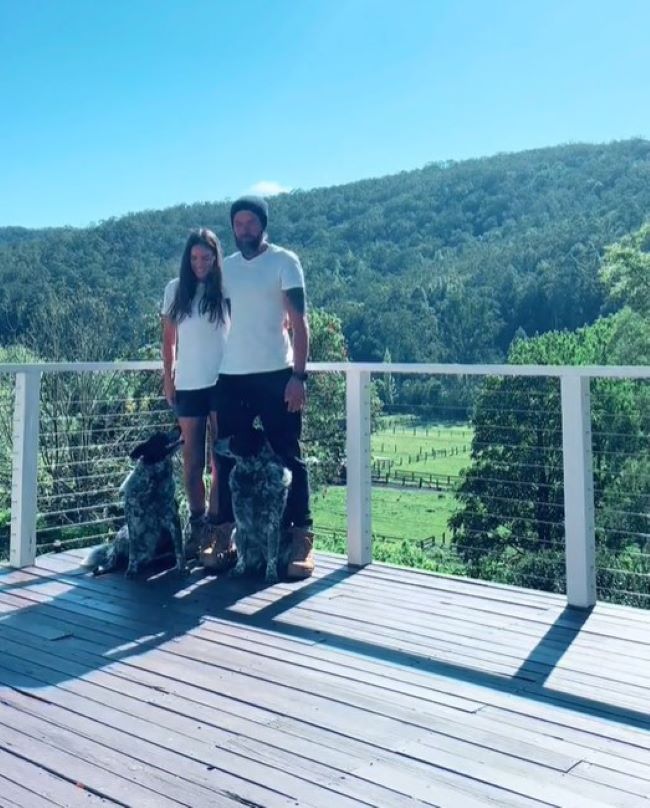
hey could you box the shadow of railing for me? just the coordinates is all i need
[1,553,648,734]
[199,574,649,732]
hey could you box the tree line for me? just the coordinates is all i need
[1,139,649,377]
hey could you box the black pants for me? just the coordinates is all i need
[215,368,312,527]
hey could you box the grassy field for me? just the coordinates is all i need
[312,485,458,543]
[371,419,473,480]
[312,420,472,568]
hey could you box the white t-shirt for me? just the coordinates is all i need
[161,279,230,390]
[220,243,305,374]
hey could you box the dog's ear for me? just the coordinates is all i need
[130,432,170,463]
[144,432,180,463]
[229,427,267,458]
[130,441,148,461]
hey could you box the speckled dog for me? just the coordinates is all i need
[215,428,292,583]
[84,430,185,577]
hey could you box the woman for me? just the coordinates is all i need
[161,228,230,559]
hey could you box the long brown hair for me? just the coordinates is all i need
[169,228,227,324]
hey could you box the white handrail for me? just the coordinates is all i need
[1,360,649,379]
[0,361,162,374]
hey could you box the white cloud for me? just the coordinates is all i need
[247,180,292,197]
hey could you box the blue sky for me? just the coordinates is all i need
[1,0,649,228]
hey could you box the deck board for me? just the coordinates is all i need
[1,550,649,807]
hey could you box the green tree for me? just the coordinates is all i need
[600,222,650,316]
[302,309,348,490]
[450,315,648,602]
[376,348,397,406]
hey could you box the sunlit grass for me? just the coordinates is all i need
[312,485,457,543]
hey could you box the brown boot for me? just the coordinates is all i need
[287,527,315,579]
[200,521,237,572]
[184,516,207,561]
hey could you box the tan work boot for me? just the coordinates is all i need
[287,527,315,579]
[184,516,206,561]
[201,521,237,572]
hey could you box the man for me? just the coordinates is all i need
[202,195,314,578]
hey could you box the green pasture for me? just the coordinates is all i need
[311,419,471,573]
[311,485,463,574]
[312,485,458,543]
[371,420,473,479]
[313,420,472,551]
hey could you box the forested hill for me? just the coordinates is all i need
[1,138,649,362]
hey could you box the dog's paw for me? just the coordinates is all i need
[173,561,189,575]
[265,564,279,584]
[232,559,247,577]
[173,552,187,571]
[93,564,117,577]
[125,563,139,578]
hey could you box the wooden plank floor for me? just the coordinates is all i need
[0,551,649,808]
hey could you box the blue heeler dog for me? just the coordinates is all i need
[215,428,292,583]
[84,430,185,577]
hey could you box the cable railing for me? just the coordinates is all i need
[591,377,650,608]
[1,360,648,611]
[1,363,174,561]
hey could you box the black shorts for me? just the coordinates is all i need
[174,383,219,418]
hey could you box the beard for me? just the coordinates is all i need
[235,233,264,257]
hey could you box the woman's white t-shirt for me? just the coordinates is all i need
[161,279,230,390]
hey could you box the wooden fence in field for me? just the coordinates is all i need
[314,524,450,549]
[371,468,456,490]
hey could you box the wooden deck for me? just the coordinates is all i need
[0,552,649,808]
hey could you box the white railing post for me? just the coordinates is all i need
[561,374,596,608]
[10,371,41,568]
[346,368,372,566]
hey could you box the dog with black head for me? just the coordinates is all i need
[84,429,185,577]
[215,427,292,583]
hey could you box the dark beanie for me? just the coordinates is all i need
[230,195,268,230]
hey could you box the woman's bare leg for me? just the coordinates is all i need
[207,411,219,520]
[177,416,207,517]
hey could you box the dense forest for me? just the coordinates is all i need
[1,138,649,376]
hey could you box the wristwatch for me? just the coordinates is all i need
[292,371,308,382]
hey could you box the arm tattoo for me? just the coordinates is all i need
[285,287,306,316]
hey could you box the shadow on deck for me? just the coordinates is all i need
[1,550,649,807]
